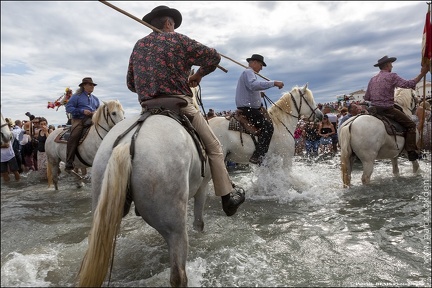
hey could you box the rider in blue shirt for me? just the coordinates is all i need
[65,77,100,171]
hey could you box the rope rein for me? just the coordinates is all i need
[94,104,117,140]
[262,89,320,139]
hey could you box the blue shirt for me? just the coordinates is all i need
[235,68,275,109]
[66,91,100,119]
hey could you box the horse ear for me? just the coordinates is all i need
[102,100,107,105]
[300,83,308,94]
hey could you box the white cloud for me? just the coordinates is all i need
[1,1,430,125]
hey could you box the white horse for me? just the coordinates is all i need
[45,100,125,190]
[208,84,321,170]
[339,88,419,187]
[77,103,212,287]
[1,112,14,145]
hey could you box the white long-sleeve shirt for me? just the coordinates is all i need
[235,68,275,109]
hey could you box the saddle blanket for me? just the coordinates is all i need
[54,126,91,144]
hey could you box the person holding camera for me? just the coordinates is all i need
[65,77,100,171]
[35,117,53,180]
[20,121,35,172]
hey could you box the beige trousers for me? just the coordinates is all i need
[180,96,233,196]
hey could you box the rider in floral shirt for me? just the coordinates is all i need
[126,5,245,217]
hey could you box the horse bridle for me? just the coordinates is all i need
[263,88,320,138]
[264,89,319,121]
[94,104,120,140]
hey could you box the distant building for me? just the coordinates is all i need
[416,81,431,99]
[350,89,366,102]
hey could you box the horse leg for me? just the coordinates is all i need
[391,158,400,177]
[53,163,60,190]
[412,160,420,174]
[361,161,374,185]
[340,153,352,188]
[193,182,208,232]
[166,230,188,287]
[47,159,60,190]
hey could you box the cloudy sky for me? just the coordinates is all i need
[1,1,431,125]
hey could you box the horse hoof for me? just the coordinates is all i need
[193,220,204,232]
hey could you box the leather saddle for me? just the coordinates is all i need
[134,96,206,163]
[366,105,406,136]
[226,107,273,149]
[54,119,93,144]
[122,96,207,217]
[228,110,259,136]
[140,95,187,114]
[227,106,272,136]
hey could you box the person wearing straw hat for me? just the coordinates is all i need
[126,5,245,217]
[364,55,428,161]
[235,54,284,165]
[65,77,100,171]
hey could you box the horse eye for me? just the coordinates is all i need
[112,112,117,116]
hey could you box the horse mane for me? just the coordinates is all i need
[270,85,313,118]
[92,100,122,123]
[394,88,415,115]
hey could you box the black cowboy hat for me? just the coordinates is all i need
[143,5,182,29]
[246,54,267,67]
[373,55,397,67]
[79,77,97,87]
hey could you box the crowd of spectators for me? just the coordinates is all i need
[203,99,371,160]
[1,112,57,182]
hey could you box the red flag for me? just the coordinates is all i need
[421,10,431,66]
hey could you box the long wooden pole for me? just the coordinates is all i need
[420,2,432,150]
[98,1,229,73]
[219,54,270,81]
[99,0,272,81]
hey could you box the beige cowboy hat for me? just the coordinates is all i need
[79,77,97,87]
[143,5,182,29]
[373,55,397,67]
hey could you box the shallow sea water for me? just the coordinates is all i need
[1,153,431,287]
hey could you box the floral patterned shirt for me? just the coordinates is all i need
[127,31,221,103]
[364,70,417,108]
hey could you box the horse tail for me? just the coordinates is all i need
[339,122,353,188]
[77,142,132,287]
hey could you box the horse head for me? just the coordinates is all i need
[394,88,417,116]
[93,100,125,129]
[1,112,14,145]
[272,84,322,122]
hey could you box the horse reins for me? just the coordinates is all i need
[94,104,118,140]
[262,89,320,138]
[194,84,208,122]
[77,104,121,167]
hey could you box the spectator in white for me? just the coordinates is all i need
[12,119,25,173]
[322,105,338,153]
[1,136,21,182]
